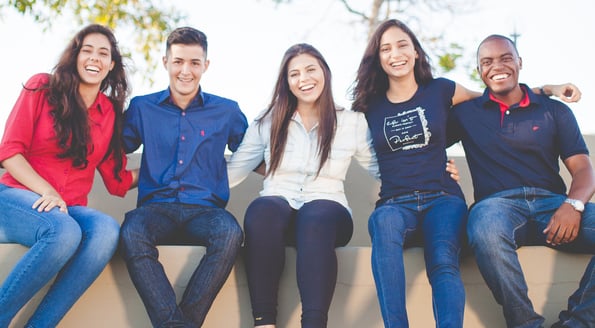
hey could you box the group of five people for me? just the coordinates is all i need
[0,19,593,328]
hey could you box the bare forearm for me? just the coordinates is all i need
[1,154,59,197]
[567,167,595,203]
[564,154,595,202]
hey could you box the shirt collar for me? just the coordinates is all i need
[480,83,542,111]
[91,92,110,114]
[158,87,205,108]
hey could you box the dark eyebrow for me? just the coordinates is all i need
[81,44,110,52]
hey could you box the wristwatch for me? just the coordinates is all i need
[565,198,585,213]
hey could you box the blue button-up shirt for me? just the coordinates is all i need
[123,88,248,208]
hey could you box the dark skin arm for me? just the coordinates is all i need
[544,154,595,245]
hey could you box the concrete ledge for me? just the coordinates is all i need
[1,244,590,327]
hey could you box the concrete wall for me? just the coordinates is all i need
[1,135,594,327]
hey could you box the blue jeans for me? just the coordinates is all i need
[368,191,468,328]
[119,202,243,328]
[0,184,120,328]
[467,187,595,328]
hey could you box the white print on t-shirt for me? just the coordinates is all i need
[383,106,431,151]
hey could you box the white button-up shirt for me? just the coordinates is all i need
[227,109,379,213]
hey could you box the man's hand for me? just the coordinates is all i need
[543,203,581,246]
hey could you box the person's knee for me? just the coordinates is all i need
[368,206,406,243]
[40,215,82,259]
[212,212,243,248]
[120,210,148,243]
[426,241,460,279]
[244,197,288,232]
[466,200,503,243]
[119,215,153,259]
[85,215,120,250]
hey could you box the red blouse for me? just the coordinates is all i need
[0,73,132,206]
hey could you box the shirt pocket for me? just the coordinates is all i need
[273,145,303,174]
[320,147,353,177]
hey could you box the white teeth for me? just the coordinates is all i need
[300,84,315,91]
[85,65,100,73]
[391,60,406,67]
[492,73,509,81]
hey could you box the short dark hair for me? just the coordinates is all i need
[477,34,519,59]
[166,27,208,56]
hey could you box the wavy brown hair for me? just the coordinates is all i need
[46,24,129,179]
[350,19,433,113]
[258,43,338,177]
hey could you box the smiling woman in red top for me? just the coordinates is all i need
[0,24,137,327]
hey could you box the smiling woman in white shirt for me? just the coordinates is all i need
[226,43,379,328]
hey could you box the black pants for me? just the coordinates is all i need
[243,196,353,328]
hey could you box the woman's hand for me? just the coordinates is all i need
[33,191,68,213]
[546,83,582,103]
[446,159,460,182]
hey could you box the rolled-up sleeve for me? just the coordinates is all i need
[0,75,48,165]
[97,150,133,197]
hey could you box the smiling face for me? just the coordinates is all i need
[163,43,209,107]
[287,53,325,107]
[477,36,523,99]
[378,26,418,80]
[76,33,114,89]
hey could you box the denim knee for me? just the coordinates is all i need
[425,241,460,277]
[41,215,82,260]
[467,201,506,249]
[82,214,120,255]
[368,206,408,245]
[209,213,243,251]
[119,214,153,259]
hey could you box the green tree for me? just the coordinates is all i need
[273,0,476,75]
[1,0,185,83]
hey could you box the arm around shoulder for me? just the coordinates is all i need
[537,84,582,103]
[452,83,482,106]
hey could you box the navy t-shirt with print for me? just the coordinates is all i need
[365,77,464,203]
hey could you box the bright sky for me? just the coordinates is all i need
[0,0,593,138]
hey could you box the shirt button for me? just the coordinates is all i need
[181,112,186,116]
[505,110,510,115]
[179,160,184,165]
[181,135,186,141]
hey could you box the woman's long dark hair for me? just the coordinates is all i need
[258,43,338,177]
[350,19,433,113]
[47,24,128,179]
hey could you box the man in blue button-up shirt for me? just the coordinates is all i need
[119,27,248,327]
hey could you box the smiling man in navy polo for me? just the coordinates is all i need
[449,34,595,328]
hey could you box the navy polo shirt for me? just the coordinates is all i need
[123,88,248,208]
[448,84,588,203]
[365,77,464,203]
